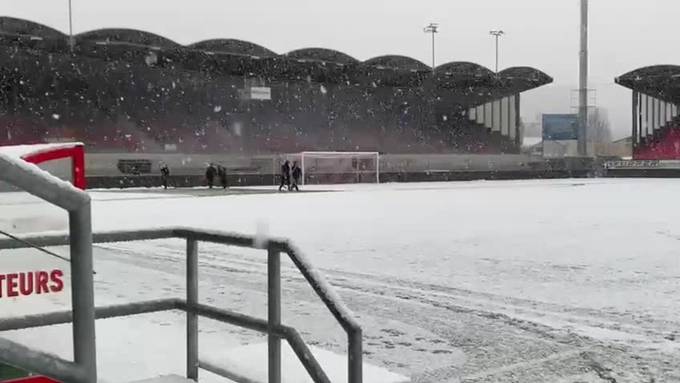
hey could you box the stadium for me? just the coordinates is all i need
[0,16,556,186]
[3,3,680,383]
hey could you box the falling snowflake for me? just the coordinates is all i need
[214,105,222,113]
[52,113,60,120]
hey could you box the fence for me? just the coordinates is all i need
[0,229,363,383]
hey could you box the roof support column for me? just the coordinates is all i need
[514,93,521,147]
[476,105,485,125]
[653,97,658,134]
[500,97,509,136]
[484,102,493,129]
[492,99,502,133]
[660,101,667,128]
[632,90,639,148]
[509,95,517,146]
[642,94,649,139]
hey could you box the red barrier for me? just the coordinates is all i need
[2,377,59,383]
[21,145,86,190]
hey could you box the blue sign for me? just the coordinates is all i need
[542,114,578,141]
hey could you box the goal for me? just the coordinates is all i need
[280,151,380,185]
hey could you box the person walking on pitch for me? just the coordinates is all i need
[205,163,217,189]
[160,163,170,189]
[279,160,291,191]
[291,161,302,191]
[218,165,228,189]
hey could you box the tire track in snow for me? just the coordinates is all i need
[93,243,679,382]
[94,241,677,350]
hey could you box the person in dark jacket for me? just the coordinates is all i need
[206,163,217,189]
[160,163,170,189]
[217,165,228,189]
[290,161,302,191]
[279,160,290,191]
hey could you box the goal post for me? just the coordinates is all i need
[281,151,380,185]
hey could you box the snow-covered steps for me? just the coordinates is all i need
[129,375,199,383]
[201,342,409,383]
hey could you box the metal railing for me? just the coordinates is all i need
[0,152,97,383]
[0,153,362,383]
[0,228,363,383]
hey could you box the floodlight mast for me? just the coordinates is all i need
[424,23,439,74]
[489,30,505,74]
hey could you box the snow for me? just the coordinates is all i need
[0,191,184,236]
[253,220,269,249]
[130,375,197,383]
[1,178,680,382]
[202,342,408,383]
[285,241,358,329]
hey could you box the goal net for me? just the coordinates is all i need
[278,151,380,185]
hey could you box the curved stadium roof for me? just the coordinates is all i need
[499,66,553,93]
[0,16,65,39]
[76,28,180,49]
[363,55,430,72]
[436,61,496,78]
[499,66,552,83]
[286,48,359,65]
[0,17,553,99]
[188,39,276,57]
[616,65,680,104]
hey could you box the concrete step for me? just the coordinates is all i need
[128,375,203,383]
[201,342,409,383]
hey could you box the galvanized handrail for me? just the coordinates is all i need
[0,152,97,382]
[0,228,363,383]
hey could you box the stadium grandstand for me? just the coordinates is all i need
[616,65,680,160]
[0,16,553,157]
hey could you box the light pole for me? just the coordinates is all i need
[489,30,505,73]
[578,0,589,157]
[68,0,74,52]
[423,23,439,74]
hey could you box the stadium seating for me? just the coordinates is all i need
[0,17,552,155]
[634,116,680,160]
[617,65,680,160]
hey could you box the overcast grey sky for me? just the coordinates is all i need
[5,0,680,139]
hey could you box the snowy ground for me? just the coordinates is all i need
[1,179,680,382]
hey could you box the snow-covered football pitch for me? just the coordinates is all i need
[1,179,679,382]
